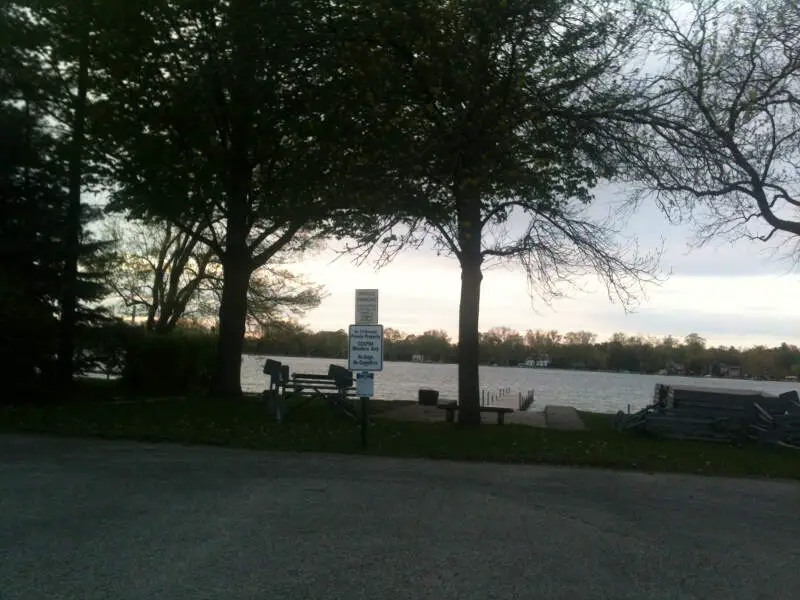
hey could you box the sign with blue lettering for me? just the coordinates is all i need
[348,324,384,371]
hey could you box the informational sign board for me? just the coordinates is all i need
[354,289,379,325]
[348,324,384,371]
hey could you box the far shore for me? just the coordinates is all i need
[244,353,793,383]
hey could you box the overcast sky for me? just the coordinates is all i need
[285,185,800,348]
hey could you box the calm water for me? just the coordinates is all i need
[243,355,800,413]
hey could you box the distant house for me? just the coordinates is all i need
[725,365,742,378]
[665,361,685,375]
[524,357,551,368]
[708,362,742,377]
[412,354,425,363]
[716,363,742,378]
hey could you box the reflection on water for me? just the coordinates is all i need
[242,354,800,413]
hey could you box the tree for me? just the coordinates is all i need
[103,217,213,331]
[684,333,707,348]
[8,0,105,384]
[306,329,348,359]
[683,332,707,374]
[2,0,111,390]
[480,327,527,365]
[620,0,800,247]
[104,216,325,333]
[0,104,63,394]
[58,0,91,386]
[415,330,453,362]
[344,0,658,424]
[199,265,324,334]
[93,0,358,396]
[563,331,597,346]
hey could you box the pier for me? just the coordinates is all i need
[481,387,535,411]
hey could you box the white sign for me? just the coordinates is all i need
[356,371,375,397]
[348,324,384,371]
[355,289,379,325]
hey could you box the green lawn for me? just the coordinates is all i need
[1,383,798,480]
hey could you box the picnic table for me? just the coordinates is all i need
[263,360,357,422]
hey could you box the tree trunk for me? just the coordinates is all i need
[211,162,251,397]
[212,259,249,397]
[57,11,90,387]
[456,198,484,426]
[457,255,483,425]
[211,0,256,398]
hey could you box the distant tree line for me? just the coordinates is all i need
[249,325,800,380]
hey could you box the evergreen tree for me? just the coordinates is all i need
[1,0,111,396]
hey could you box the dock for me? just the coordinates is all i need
[481,388,535,411]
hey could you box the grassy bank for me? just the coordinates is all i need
[1,386,798,480]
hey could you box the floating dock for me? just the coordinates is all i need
[481,388,535,411]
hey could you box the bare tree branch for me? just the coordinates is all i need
[615,0,800,249]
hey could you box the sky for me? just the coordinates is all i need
[285,185,800,349]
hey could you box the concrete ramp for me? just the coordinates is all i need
[544,405,585,430]
[377,402,584,430]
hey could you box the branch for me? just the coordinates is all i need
[431,222,461,261]
[169,216,221,255]
[247,222,281,253]
[249,223,304,270]
[340,216,427,269]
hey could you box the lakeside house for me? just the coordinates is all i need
[523,357,551,368]
[663,361,686,375]
[659,362,744,378]
[412,354,425,363]
[718,363,742,378]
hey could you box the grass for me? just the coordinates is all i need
[1,382,798,480]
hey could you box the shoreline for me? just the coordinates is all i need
[243,353,796,383]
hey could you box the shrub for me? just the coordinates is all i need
[120,327,217,394]
[74,320,130,377]
[0,276,58,402]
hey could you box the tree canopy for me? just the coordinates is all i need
[340,0,660,422]
[103,216,324,333]
[619,0,800,248]
[91,0,366,395]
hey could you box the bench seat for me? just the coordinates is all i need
[284,373,358,399]
[436,402,515,425]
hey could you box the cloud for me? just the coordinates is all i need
[283,186,799,348]
[586,183,794,278]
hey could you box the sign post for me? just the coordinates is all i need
[356,372,374,448]
[354,289,379,325]
[349,290,382,448]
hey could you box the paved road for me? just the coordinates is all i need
[1,435,798,600]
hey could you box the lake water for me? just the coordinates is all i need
[243,355,800,413]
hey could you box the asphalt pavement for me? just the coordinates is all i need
[1,434,798,600]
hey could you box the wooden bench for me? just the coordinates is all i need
[281,372,358,420]
[437,402,515,425]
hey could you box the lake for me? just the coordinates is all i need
[243,354,800,413]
